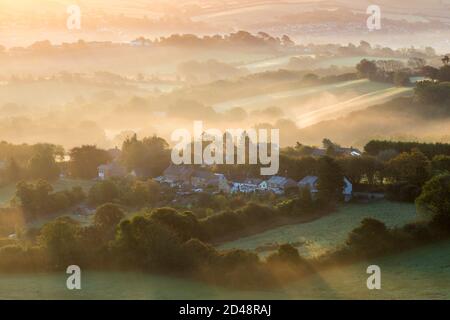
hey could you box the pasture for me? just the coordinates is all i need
[219,201,418,258]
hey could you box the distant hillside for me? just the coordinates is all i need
[297,96,450,147]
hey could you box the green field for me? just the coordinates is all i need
[0,198,447,300]
[0,240,448,299]
[219,201,418,258]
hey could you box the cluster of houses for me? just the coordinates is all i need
[153,164,353,201]
[95,145,356,201]
[97,161,353,201]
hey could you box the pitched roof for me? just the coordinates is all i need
[243,178,263,185]
[298,175,318,186]
[267,176,296,186]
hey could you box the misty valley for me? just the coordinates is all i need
[0,0,450,302]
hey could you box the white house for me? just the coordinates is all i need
[298,175,353,202]
[230,178,264,194]
[231,182,257,194]
[259,176,297,194]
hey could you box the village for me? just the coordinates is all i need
[96,144,358,201]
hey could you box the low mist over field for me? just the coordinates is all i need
[2,1,450,149]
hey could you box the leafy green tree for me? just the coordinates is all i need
[376,149,399,163]
[15,180,53,215]
[4,158,22,183]
[414,80,450,104]
[121,134,170,178]
[69,145,111,179]
[49,192,71,213]
[438,65,450,81]
[38,217,81,268]
[416,174,450,217]
[28,147,60,180]
[316,156,345,202]
[181,238,219,270]
[67,186,86,203]
[278,155,318,181]
[126,180,161,205]
[88,180,120,205]
[356,59,377,79]
[298,186,314,211]
[365,140,450,159]
[113,215,184,271]
[150,207,203,241]
[421,65,439,80]
[14,181,35,212]
[385,149,430,186]
[326,145,337,157]
[267,244,303,264]
[338,157,364,185]
[94,203,125,234]
[431,155,450,174]
[346,218,392,256]
[14,180,84,218]
[220,249,259,268]
[393,71,410,86]
[338,156,380,185]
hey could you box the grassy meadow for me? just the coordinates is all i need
[219,201,418,258]
[1,239,448,300]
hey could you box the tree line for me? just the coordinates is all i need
[1,172,450,289]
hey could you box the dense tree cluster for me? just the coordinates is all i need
[356,58,412,86]
[69,145,111,179]
[0,143,63,185]
[365,140,450,159]
[0,204,311,288]
[87,178,162,207]
[121,134,171,178]
[14,180,85,219]
[415,80,450,105]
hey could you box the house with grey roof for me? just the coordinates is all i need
[161,164,195,185]
[158,165,231,193]
[259,176,297,194]
[230,178,264,194]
